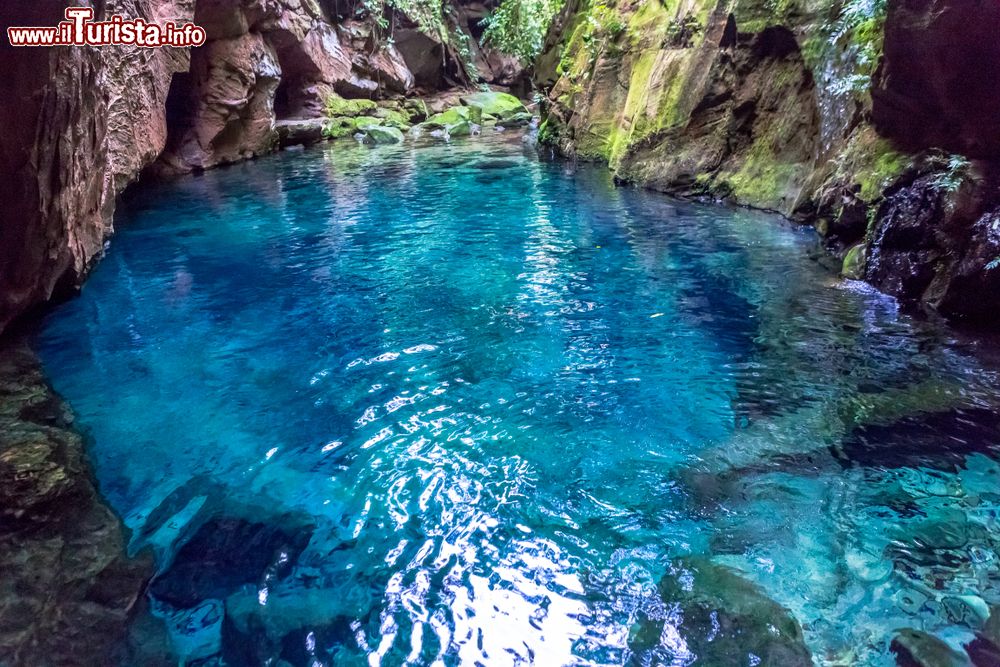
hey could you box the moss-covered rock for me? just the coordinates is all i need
[417,106,476,137]
[322,116,358,139]
[374,107,412,130]
[497,111,533,128]
[359,124,405,144]
[403,98,429,123]
[842,242,867,280]
[0,339,152,666]
[324,93,378,118]
[460,91,528,121]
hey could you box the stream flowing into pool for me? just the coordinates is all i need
[36,133,1000,666]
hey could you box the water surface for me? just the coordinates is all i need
[37,133,1000,666]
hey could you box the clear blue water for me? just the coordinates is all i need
[36,133,1000,666]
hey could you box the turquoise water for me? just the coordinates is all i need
[36,133,1000,666]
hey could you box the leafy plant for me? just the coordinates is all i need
[932,153,971,193]
[481,0,565,62]
[829,0,888,96]
[664,14,702,48]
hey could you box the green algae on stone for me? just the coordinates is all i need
[374,107,413,130]
[324,94,378,118]
[418,106,478,137]
[460,91,528,120]
[359,125,405,144]
[322,116,359,139]
[842,242,867,279]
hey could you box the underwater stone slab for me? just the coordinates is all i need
[0,337,151,667]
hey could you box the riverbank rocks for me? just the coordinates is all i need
[417,106,478,138]
[0,337,151,666]
[460,91,529,122]
[359,125,405,144]
[630,557,812,665]
[276,118,327,147]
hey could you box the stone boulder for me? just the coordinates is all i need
[460,91,528,121]
[630,557,812,665]
[359,124,405,144]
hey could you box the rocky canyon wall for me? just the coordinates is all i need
[537,0,1000,326]
[0,0,520,336]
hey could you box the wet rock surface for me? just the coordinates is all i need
[150,516,313,609]
[0,336,151,667]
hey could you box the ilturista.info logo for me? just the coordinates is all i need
[7,8,207,48]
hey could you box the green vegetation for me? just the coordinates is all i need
[664,14,703,47]
[932,153,971,193]
[364,0,449,41]
[830,0,888,96]
[481,0,565,61]
[324,94,378,118]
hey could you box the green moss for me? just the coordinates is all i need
[322,116,358,139]
[460,91,528,120]
[417,106,476,137]
[325,94,378,118]
[374,107,413,130]
[722,159,802,208]
[360,125,405,144]
[402,98,429,122]
[352,115,383,128]
[833,127,911,202]
[842,242,866,279]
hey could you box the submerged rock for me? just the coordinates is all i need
[965,604,1000,665]
[149,516,313,609]
[631,557,812,665]
[891,629,972,667]
[0,338,151,666]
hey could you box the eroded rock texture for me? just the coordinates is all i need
[538,0,1000,326]
[0,0,523,334]
[0,336,152,667]
[0,0,192,340]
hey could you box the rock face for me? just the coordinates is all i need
[0,0,193,340]
[538,0,1000,326]
[872,0,1000,160]
[0,0,525,334]
[0,336,151,667]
